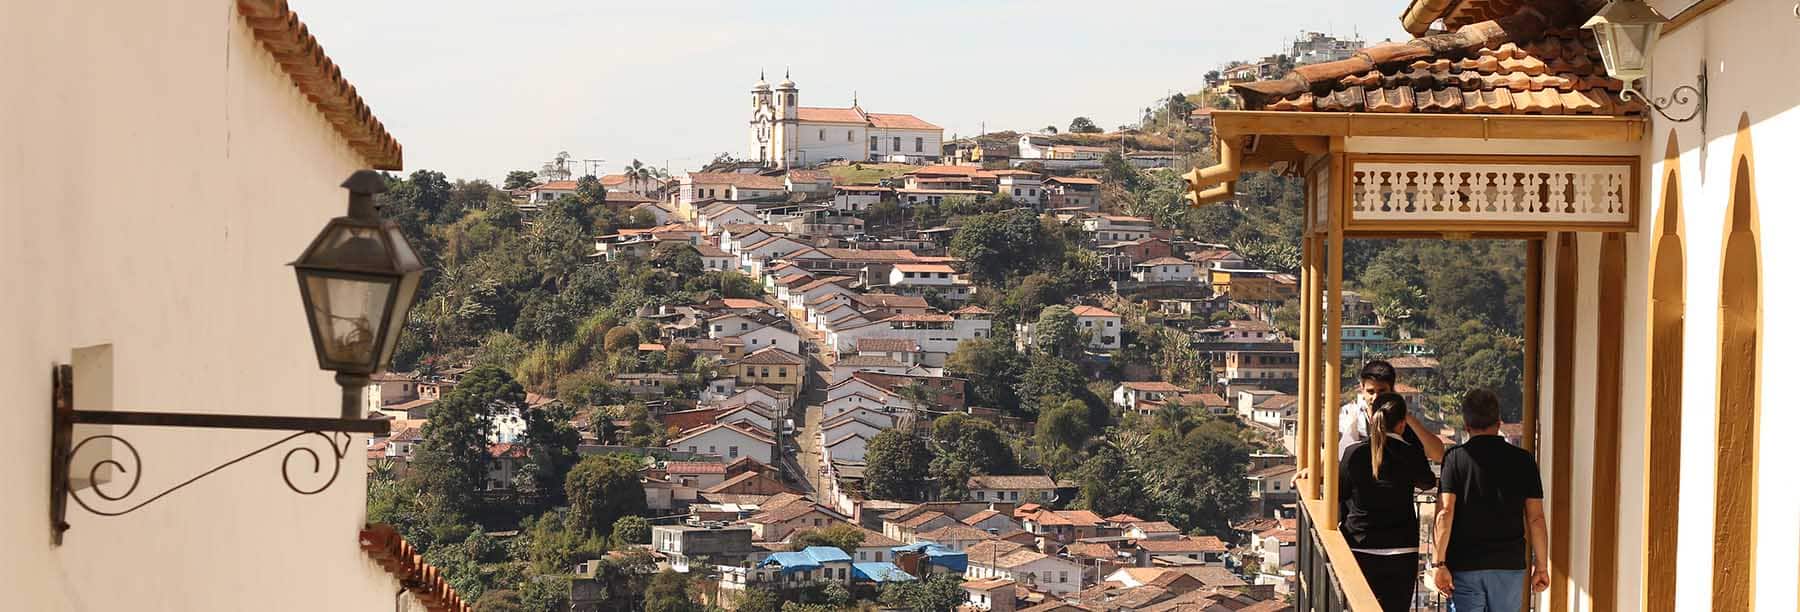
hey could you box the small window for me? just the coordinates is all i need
[915,137,924,152]
[893,137,901,151]
[870,138,878,151]
[848,130,854,142]
[819,129,826,140]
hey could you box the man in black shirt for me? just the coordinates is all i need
[1431,389,1549,612]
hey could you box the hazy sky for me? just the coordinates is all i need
[290,0,1409,182]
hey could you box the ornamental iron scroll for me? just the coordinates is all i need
[1348,159,1634,230]
[50,364,387,545]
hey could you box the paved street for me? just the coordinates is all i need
[789,309,836,500]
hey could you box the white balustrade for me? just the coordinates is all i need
[1348,161,1632,226]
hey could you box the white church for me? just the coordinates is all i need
[749,71,943,169]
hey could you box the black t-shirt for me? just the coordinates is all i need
[1339,435,1437,550]
[1439,434,1544,570]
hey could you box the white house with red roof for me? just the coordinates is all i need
[668,421,777,463]
[1068,304,1125,351]
[1130,257,1200,283]
[748,71,942,168]
[1111,381,1190,411]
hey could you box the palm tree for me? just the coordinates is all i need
[624,159,650,192]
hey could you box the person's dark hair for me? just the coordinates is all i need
[1367,392,1408,477]
[1461,389,1503,431]
[1359,360,1397,385]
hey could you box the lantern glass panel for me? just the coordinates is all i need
[303,273,393,368]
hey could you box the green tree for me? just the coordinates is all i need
[1042,125,1059,134]
[503,170,538,190]
[1016,353,1084,416]
[644,570,700,612]
[473,589,524,612]
[880,572,968,612]
[518,575,571,612]
[566,454,649,537]
[949,209,1050,283]
[1035,396,1093,476]
[414,366,523,517]
[649,241,704,277]
[610,515,651,548]
[788,523,867,554]
[864,429,930,501]
[946,337,1022,411]
[736,587,781,612]
[603,326,641,354]
[1076,440,1150,518]
[1069,116,1102,134]
[514,402,582,504]
[1032,305,1084,358]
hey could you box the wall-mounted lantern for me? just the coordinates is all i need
[1583,0,1706,124]
[292,170,424,418]
[50,171,420,544]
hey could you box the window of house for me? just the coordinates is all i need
[819,129,825,141]
[893,137,901,151]
[729,446,739,458]
[1060,571,1069,583]
[708,446,716,454]
[915,137,924,152]
[848,130,854,142]
[870,137,878,151]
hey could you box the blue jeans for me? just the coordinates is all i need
[1449,569,1526,612]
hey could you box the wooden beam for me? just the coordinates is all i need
[1212,111,1646,143]
[1665,0,1730,34]
[1550,232,1578,612]
[1587,233,1627,610]
[1322,149,1347,530]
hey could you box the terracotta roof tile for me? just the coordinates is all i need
[1239,25,1644,117]
[360,524,473,612]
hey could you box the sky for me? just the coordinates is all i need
[289,0,1410,183]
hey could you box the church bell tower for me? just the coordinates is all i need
[774,70,799,168]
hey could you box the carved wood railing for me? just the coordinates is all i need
[1341,155,1638,232]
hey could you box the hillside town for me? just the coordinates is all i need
[348,32,1494,610]
[22,0,1791,612]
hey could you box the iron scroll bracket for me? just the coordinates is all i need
[50,364,389,545]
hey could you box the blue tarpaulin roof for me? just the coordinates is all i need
[757,546,853,574]
[890,541,968,573]
[852,562,916,583]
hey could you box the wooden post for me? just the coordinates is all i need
[1587,233,1627,610]
[1297,235,1315,490]
[1323,144,1346,530]
[1550,232,1579,612]
[1522,239,1542,454]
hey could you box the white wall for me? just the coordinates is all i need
[0,2,407,609]
[794,122,870,165]
[1641,2,1800,610]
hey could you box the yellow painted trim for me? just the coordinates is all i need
[1642,131,1686,612]
[1712,114,1761,612]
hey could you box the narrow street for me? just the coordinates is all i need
[788,309,836,500]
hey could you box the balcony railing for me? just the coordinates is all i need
[1295,479,1457,612]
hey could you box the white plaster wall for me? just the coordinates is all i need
[1643,1,1800,610]
[795,122,870,165]
[0,1,409,610]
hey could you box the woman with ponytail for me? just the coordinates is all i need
[1340,392,1439,611]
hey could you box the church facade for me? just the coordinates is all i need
[749,72,942,169]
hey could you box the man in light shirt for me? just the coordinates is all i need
[1338,360,1445,463]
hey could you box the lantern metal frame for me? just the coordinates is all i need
[1583,0,1706,125]
[49,170,417,545]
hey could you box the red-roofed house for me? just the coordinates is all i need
[1111,381,1190,411]
[668,421,777,463]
